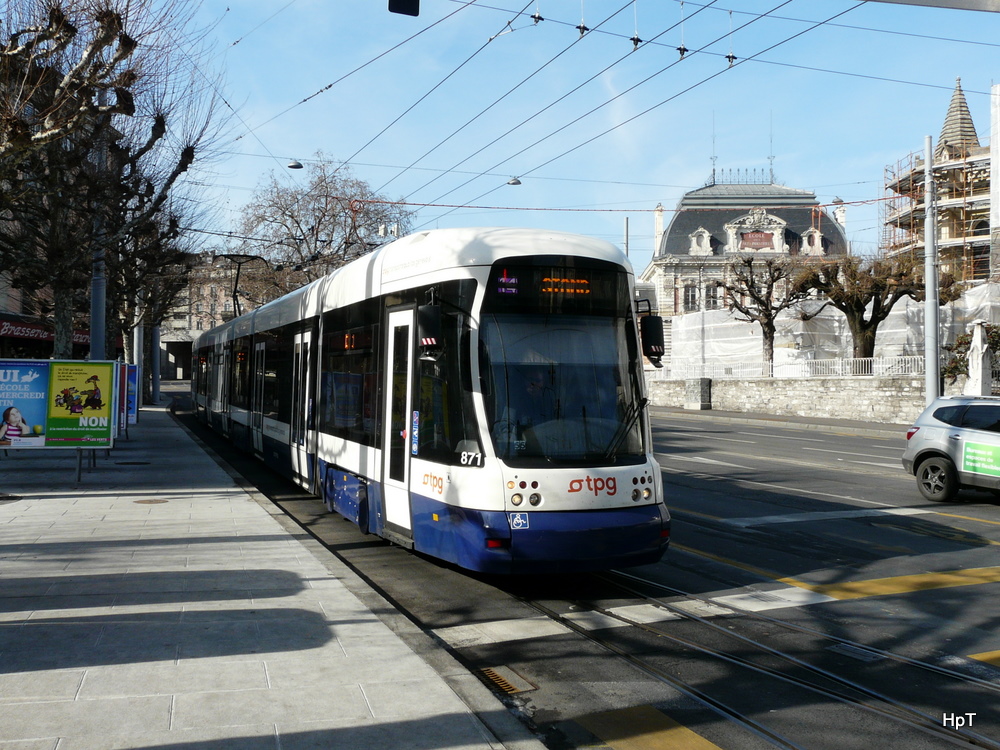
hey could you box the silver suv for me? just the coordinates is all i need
[902,395,1000,501]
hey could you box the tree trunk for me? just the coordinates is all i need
[850,323,877,359]
[762,321,776,377]
[52,288,76,359]
[845,314,877,374]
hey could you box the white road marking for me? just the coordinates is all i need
[723,507,931,528]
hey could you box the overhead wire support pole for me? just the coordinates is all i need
[924,135,940,405]
[90,89,109,361]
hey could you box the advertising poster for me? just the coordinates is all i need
[963,441,1000,477]
[46,362,115,448]
[0,360,51,448]
[1,359,116,449]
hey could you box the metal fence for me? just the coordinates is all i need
[647,356,927,381]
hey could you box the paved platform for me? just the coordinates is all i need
[0,391,542,750]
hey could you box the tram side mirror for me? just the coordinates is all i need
[418,303,442,362]
[640,315,665,368]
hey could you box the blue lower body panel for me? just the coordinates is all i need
[410,495,670,575]
[319,460,369,533]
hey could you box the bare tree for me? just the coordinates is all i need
[0,2,138,165]
[717,254,810,368]
[233,155,415,293]
[0,0,227,358]
[793,253,959,360]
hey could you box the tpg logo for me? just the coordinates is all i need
[568,476,617,496]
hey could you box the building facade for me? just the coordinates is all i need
[639,172,850,320]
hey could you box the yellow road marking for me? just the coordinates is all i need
[932,510,1000,528]
[968,650,1000,667]
[673,544,815,589]
[793,566,1000,600]
[676,546,1000,601]
[576,706,723,750]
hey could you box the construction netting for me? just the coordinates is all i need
[667,282,1000,367]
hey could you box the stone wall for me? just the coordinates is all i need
[645,375,963,425]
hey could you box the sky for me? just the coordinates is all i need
[181,0,1000,275]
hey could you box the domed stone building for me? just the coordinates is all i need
[639,172,850,319]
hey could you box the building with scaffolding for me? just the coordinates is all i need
[883,78,992,281]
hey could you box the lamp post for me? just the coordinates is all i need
[213,254,271,319]
[924,136,940,405]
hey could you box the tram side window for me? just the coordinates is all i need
[260,328,293,422]
[415,280,482,465]
[230,335,252,409]
[320,302,379,446]
[194,350,208,396]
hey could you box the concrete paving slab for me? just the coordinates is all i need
[0,399,542,750]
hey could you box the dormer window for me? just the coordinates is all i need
[801,228,825,256]
[689,227,713,256]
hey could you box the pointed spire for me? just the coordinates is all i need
[936,77,979,159]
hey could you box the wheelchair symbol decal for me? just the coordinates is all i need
[511,512,529,529]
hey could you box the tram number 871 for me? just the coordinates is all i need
[460,451,484,467]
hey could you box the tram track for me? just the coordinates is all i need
[498,568,1000,749]
[175,402,1000,749]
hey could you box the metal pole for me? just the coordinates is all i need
[623,216,629,258]
[924,135,940,405]
[89,90,109,361]
[232,262,243,318]
[151,325,161,404]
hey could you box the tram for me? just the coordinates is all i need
[192,227,670,574]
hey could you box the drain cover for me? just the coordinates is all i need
[478,666,537,694]
[134,499,169,505]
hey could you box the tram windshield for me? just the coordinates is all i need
[480,259,645,467]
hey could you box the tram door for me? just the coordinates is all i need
[290,330,313,486]
[251,340,266,455]
[382,310,415,539]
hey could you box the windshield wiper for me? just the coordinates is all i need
[603,397,647,460]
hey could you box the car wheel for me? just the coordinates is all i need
[916,456,959,502]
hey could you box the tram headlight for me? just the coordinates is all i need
[528,493,542,506]
[642,488,652,500]
[511,493,524,506]
[631,489,641,501]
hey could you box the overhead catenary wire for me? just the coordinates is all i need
[194,0,992,260]
[405,0,721,205]
[420,0,778,211]
[417,0,869,228]
[244,0,482,136]
[339,0,536,174]
[384,0,640,198]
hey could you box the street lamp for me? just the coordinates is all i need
[212,254,271,319]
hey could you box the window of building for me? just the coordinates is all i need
[683,284,699,312]
[705,284,721,310]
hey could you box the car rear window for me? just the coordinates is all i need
[932,405,966,426]
[960,404,1000,433]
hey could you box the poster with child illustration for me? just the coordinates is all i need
[0,360,49,447]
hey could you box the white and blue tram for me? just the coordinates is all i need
[192,227,670,574]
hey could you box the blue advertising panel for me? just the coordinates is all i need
[126,365,138,425]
